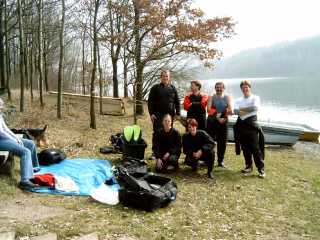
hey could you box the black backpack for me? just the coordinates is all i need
[116,161,178,212]
[109,133,125,152]
[38,148,67,166]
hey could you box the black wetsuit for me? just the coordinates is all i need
[148,83,180,152]
[182,130,215,174]
[233,115,265,172]
[153,128,181,171]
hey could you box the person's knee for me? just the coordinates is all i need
[20,148,32,158]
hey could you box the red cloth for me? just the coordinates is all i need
[33,173,55,187]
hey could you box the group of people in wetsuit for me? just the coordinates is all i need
[148,69,265,179]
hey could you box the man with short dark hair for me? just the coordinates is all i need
[148,70,180,158]
[206,82,232,167]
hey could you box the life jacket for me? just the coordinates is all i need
[183,92,208,112]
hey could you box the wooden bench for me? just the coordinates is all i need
[49,91,125,116]
[0,151,14,176]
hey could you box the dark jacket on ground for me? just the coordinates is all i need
[182,130,215,157]
[147,83,180,117]
[153,128,181,159]
[233,115,265,159]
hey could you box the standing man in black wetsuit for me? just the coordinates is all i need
[148,69,181,159]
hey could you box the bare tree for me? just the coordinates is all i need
[90,0,100,129]
[37,0,44,106]
[4,0,12,100]
[0,0,5,87]
[57,0,65,119]
[17,0,25,111]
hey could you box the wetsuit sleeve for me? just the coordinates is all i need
[201,131,215,153]
[174,87,181,116]
[184,94,191,111]
[147,85,157,115]
[201,94,208,110]
[153,130,161,159]
[169,130,182,156]
[182,134,192,156]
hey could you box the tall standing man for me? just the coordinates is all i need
[206,82,232,167]
[148,70,181,158]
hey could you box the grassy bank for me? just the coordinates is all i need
[0,93,320,240]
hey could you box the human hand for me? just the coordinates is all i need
[193,150,202,159]
[150,114,157,123]
[239,110,246,117]
[156,159,163,170]
[163,152,170,160]
[218,118,226,124]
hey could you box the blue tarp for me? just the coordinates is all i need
[30,158,119,196]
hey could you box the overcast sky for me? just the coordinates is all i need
[194,0,320,57]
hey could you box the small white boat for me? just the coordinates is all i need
[227,117,302,146]
[178,111,316,146]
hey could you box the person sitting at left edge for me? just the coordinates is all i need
[154,114,181,173]
[182,118,215,179]
[0,98,40,189]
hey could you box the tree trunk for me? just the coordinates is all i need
[97,43,103,115]
[17,0,25,112]
[24,35,29,89]
[43,38,49,91]
[37,0,44,107]
[29,36,34,101]
[133,1,144,116]
[111,57,119,97]
[122,47,129,98]
[82,29,86,94]
[90,0,100,129]
[57,0,65,119]
[4,0,11,100]
[0,0,5,88]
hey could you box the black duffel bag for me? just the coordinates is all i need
[38,148,66,166]
[117,165,178,212]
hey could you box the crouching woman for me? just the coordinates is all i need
[153,114,182,172]
[0,98,40,189]
[182,118,215,179]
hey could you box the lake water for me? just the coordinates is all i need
[201,76,320,130]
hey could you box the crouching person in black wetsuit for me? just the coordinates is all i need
[154,114,182,173]
[182,118,215,179]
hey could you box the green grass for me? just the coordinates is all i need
[0,93,320,239]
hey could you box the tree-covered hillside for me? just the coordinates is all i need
[197,35,320,79]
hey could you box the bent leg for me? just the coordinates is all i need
[184,156,198,171]
[0,139,33,182]
[202,150,214,174]
[21,138,39,168]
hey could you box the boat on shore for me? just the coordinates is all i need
[179,111,319,146]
